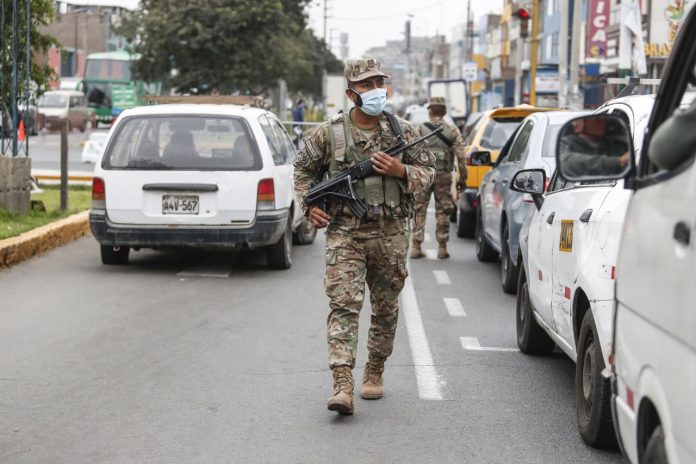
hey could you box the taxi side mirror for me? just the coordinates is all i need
[469,150,492,166]
[555,114,634,182]
[510,168,545,210]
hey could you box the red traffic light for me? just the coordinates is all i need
[516,8,530,19]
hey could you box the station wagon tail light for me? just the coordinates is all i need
[92,177,106,209]
[257,178,275,210]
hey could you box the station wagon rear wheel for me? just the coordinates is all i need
[267,218,292,270]
[576,310,617,448]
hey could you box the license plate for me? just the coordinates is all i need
[162,195,199,215]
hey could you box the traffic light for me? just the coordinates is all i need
[514,8,530,38]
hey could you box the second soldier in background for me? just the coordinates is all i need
[411,96,467,259]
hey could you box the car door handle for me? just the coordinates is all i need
[546,212,555,225]
[673,221,691,245]
[579,209,593,223]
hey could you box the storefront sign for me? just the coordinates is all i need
[588,0,609,57]
[536,71,560,93]
[646,0,693,57]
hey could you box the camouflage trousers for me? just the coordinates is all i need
[324,219,409,368]
[412,171,454,244]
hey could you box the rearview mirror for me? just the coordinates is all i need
[469,150,492,166]
[510,169,546,210]
[556,114,634,182]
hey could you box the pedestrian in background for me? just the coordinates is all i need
[292,98,306,148]
[411,96,467,259]
[293,57,435,415]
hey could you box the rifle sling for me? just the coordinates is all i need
[424,122,453,147]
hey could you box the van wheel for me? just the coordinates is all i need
[576,310,617,448]
[292,217,317,245]
[475,206,498,262]
[267,218,292,270]
[516,267,555,354]
[456,208,476,238]
[643,426,667,464]
[501,224,519,294]
[101,245,129,265]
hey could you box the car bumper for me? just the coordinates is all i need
[458,188,479,212]
[89,209,289,249]
[611,377,633,462]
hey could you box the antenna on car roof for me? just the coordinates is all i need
[142,95,267,109]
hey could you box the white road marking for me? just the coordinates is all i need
[401,271,444,400]
[424,249,438,260]
[460,337,519,352]
[424,233,432,243]
[433,270,451,285]
[444,298,466,317]
[177,267,231,278]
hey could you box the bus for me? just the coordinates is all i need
[82,51,162,126]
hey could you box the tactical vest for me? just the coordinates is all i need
[420,122,455,172]
[327,112,410,219]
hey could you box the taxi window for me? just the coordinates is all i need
[258,114,287,165]
[480,117,523,149]
[272,120,296,164]
[103,115,261,171]
[464,116,485,145]
[507,120,534,162]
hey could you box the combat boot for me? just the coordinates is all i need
[361,355,385,400]
[438,242,450,259]
[327,366,354,415]
[411,242,425,259]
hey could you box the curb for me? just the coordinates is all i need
[0,211,90,270]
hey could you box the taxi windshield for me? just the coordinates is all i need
[480,118,523,149]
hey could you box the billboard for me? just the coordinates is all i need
[588,0,610,57]
[646,0,693,58]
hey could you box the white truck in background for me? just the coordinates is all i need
[323,74,350,118]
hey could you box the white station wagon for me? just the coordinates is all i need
[89,97,316,269]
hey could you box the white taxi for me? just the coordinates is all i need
[511,94,654,448]
[89,96,316,269]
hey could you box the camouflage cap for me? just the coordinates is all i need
[344,57,390,83]
[428,96,447,109]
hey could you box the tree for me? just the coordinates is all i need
[119,0,342,97]
[0,0,59,106]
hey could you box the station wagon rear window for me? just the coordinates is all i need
[480,118,524,150]
[103,115,261,171]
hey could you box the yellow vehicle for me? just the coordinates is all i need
[455,105,552,238]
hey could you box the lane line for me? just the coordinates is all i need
[177,267,231,278]
[424,249,437,260]
[443,298,467,317]
[433,270,451,285]
[460,337,519,352]
[401,270,444,400]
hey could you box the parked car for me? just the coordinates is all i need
[89,97,316,268]
[474,110,588,293]
[37,90,96,132]
[511,95,653,449]
[456,105,552,238]
[551,8,696,462]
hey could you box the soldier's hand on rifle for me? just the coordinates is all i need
[372,152,407,180]
[309,205,331,229]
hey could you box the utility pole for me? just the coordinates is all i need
[569,0,582,109]
[558,0,569,107]
[323,0,328,45]
[529,0,540,105]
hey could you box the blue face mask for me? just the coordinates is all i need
[355,87,387,116]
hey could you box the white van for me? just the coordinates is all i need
[553,6,696,462]
[37,90,95,132]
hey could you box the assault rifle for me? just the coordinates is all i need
[304,126,442,218]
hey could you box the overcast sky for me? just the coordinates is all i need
[307,0,503,60]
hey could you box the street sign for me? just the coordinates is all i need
[462,62,478,82]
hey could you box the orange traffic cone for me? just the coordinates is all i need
[18,119,26,141]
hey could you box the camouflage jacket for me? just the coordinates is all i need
[418,117,468,179]
[293,110,436,218]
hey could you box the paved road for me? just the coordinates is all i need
[24,129,107,173]
[0,214,625,463]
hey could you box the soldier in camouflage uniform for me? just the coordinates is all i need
[411,96,467,259]
[293,57,435,415]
